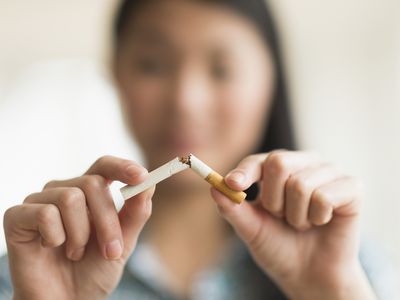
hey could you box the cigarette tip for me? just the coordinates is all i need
[179,154,192,167]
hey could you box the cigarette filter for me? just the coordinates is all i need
[187,154,246,204]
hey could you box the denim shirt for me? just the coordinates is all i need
[1,238,398,300]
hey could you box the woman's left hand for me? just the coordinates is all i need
[211,150,376,300]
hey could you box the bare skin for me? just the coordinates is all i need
[4,1,377,299]
[3,152,377,300]
[4,156,155,300]
[215,151,376,300]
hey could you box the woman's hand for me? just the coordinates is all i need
[3,156,154,300]
[212,150,377,300]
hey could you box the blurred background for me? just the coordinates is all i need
[0,0,399,275]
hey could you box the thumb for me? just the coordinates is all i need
[118,187,155,259]
[211,188,263,246]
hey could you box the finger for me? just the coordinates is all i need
[118,187,155,259]
[310,176,362,223]
[211,188,264,247]
[261,150,320,217]
[43,155,148,190]
[44,175,124,260]
[24,188,90,261]
[4,203,66,248]
[86,155,148,185]
[309,193,333,226]
[225,154,267,190]
[285,164,342,230]
[38,155,150,260]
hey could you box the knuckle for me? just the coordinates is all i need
[264,152,288,176]
[310,199,332,225]
[43,180,57,190]
[37,205,59,226]
[286,177,309,200]
[311,191,330,210]
[81,174,107,191]
[59,188,85,211]
[311,187,327,204]
[3,205,20,229]
[313,214,330,226]
[95,155,113,167]
[44,233,66,248]
[23,192,39,203]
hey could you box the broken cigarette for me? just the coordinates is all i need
[120,154,246,204]
[186,154,246,204]
[120,157,190,200]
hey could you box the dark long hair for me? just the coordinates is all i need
[113,0,296,198]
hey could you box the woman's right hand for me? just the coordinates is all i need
[3,156,154,300]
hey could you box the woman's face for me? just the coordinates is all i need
[114,0,275,185]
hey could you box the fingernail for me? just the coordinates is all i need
[126,165,146,179]
[228,171,246,185]
[70,247,85,261]
[105,240,122,260]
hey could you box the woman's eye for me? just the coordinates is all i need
[211,64,230,81]
[133,58,167,76]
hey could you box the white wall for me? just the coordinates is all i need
[0,0,399,274]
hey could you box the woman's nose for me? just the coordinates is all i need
[169,65,213,118]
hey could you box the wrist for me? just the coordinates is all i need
[280,262,377,300]
[13,290,108,300]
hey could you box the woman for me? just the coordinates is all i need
[1,0,395,299]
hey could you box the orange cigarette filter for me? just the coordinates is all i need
[181,154,246,204]
[205,171,246,204]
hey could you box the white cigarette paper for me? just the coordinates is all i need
[120,154,246,204]
[189,154,213,178]
[120,157,189,200]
